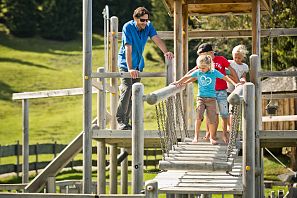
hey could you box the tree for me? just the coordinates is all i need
[39,0,81,41]
[4,0,37,37]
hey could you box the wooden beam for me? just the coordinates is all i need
[12,87,98,100]
[262,93,297,99]
[262,115,297,122]
[259,130,297,139]
[186,0,250,4]
[259,70,297,77]
[92,72,166,78]
[116,28,297,40]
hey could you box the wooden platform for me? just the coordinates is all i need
[155,161,243,195]
[155,141,243,195]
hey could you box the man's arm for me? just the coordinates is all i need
[125,44,138,79]
[151,35,174,60]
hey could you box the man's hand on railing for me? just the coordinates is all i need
[128,69,139,79]
[164,51,174,60]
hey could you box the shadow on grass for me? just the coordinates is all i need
[0,81,16,101]
[0,30,82,55]
[0,57,55,70]
[0,28,104,55]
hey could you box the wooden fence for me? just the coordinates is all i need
[0,142,162,175]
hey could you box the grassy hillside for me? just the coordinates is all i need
[0,24,174,145]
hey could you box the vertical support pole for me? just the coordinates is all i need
[121,147,128,194]
[22,99,29,183]
[82,0,92,194]
[132,83,144,194]
[174,0,183,81]
[97,67,106,194]
[249,54,263,198]
[110,16,118,129]
[182,4,189,132]
[252,0,261,56]
[187,83,195,130]
[242,82,255,198]
[110,16,119,195]
[166,58,174,85]
[109,144,117,194]
[16,140,20,178]
[46,176,56,193]
[145,180,158,198]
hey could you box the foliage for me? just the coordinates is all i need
[188,1,297,72]
[3,0,38,37]
[39,0,81,41]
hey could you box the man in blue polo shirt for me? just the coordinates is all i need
[116,7,174,130]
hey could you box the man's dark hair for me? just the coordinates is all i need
[133,7,150,18]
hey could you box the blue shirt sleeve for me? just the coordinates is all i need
[122,24,133,46]
[190,70,199,78]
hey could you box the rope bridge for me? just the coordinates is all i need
[146,84,244,196]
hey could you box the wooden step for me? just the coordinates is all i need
[159,160,233,171]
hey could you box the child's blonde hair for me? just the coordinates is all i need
[196,54,214,70]
[232,44,248,58]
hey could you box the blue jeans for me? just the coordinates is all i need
[216,90,229,118]
[116,68,141,126]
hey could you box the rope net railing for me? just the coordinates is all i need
[155,93,189,158]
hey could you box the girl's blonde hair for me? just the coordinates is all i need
[196,54,214,70]
[232,44,248,58]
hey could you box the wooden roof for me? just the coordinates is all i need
[162,0,271,16]
[262,67,297,93]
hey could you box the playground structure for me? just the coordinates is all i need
[1,0,297,197]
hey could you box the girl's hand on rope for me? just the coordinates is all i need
[235,83,241,88]
[240,78,246,84]
[128,69,139,79]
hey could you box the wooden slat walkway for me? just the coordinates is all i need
[155,140,243,195]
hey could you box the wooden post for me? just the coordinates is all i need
[252,0,261,56]
[120,147,128,194]
[182,4,189,133]
[35,143,39,175]
[110,144,117,194]
[242,82,256,198]
[97,67,106,194]
[186,83,195,131]
[174,0,183,81]
[145,180,158,198]
[46,176,56,193]
[132,83,144,194]
[249,54,263,198]
[22,99,29,183]
[110,16,118,129]
[16,140,20,178]
[82,0,93,193]
[166,58,175,85]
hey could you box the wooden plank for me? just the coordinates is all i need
[164,156,233,162]
[92,72,166,78]
[12,87,98,100]
[259,70,297,77]
[259,130,297,139]
[115,28,297,40]
[262,93,297,99]
[159,160,232,171]
[169,150,237,155]
[158,186,243,194]
[289,98,296,129]
[262,115,297,122]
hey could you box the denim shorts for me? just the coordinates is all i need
[216,90,229,118]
